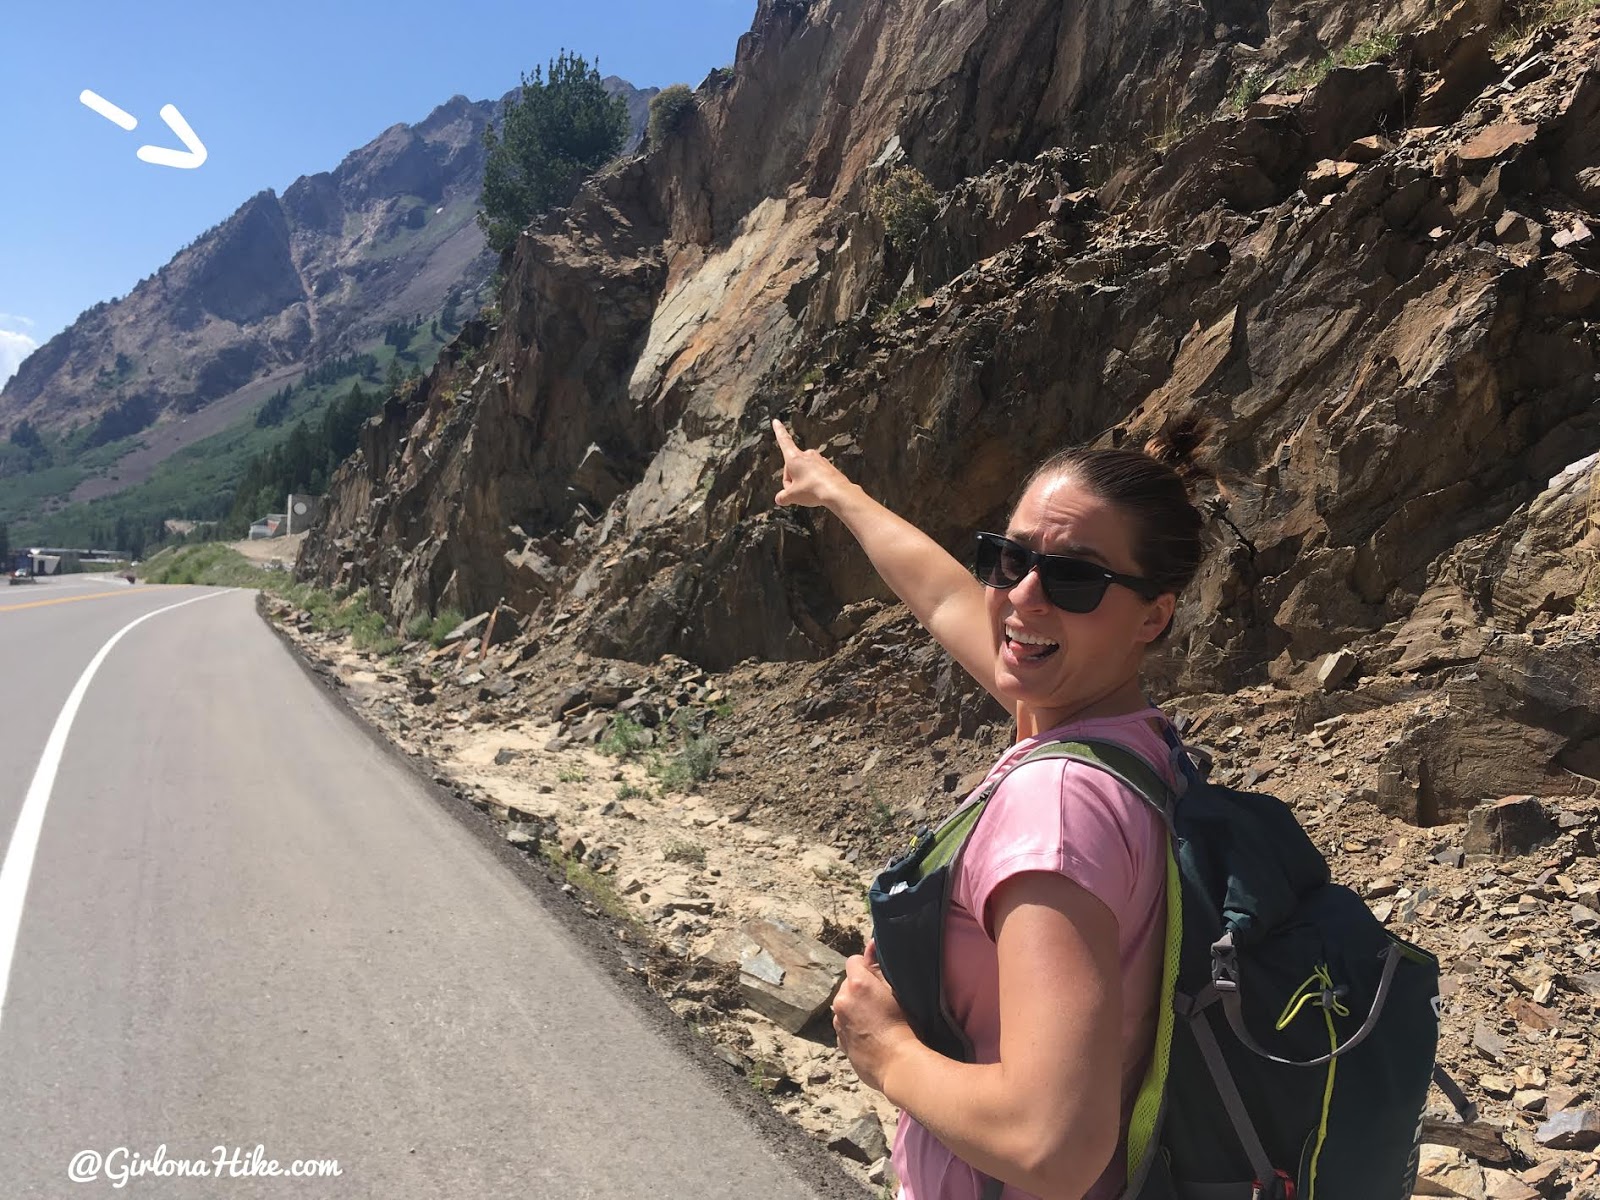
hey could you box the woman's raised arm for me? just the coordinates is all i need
[773,419,1004,708]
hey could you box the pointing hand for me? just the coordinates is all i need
[772,419,851,510]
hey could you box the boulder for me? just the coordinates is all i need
[1342,135,1394,163]
[1316,649,1358,691]
[444,612,489,643]
[1464,797,1559,860]
[1534,1107,1600,1150]
[1455,123,1538,171]
[1481,1169,1541,1200]
[1304,159,1360,198]
[828,1112,888,1164]
[706,918,847,1033]
[1414,1144,1486,1199]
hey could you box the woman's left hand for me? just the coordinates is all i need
[832,940,918,1093]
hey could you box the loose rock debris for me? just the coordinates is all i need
[268,592,1600,1195]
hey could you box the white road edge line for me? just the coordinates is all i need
[0,588,231,1031]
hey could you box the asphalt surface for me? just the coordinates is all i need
[0,580,857,1199]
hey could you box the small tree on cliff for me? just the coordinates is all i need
[478,51,630,254]
[647,84,695,148]
[869,165,940,256]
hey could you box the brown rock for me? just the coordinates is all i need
[1343,135,1393,163]
[1479,1073,1514,1098]
[1415,1144,1486,1199]
[1244,92,1303,119]
[1455,123,1539,170]
[1506,996,1561,1032]
[1546,1083,1590,1113]
[1515,1161,1562,1195]
[1298,63,1403,162]
[1534,1107,1600,1150]
[1414,28,1498,126]
[1464,797,1559,860]
[1473,1020,1509,1061]
[1512,1088,1547,1112]
[1482,1169,1541,1200]
[1304,159,1360,198]
[706,919,847,1034]
[1316,649,1358,691]
[1421,1117,1512,1165]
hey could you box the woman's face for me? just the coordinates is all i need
[986,473,1175,730]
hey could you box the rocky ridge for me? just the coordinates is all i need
[0,78,654,496]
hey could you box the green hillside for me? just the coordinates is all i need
[4,322,451,557]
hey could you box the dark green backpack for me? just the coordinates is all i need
[869,729,1453,1200]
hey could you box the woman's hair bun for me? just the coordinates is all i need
[1143,414,1215,493]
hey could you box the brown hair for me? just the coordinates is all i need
[1015,415,1213,601]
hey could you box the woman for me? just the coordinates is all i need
[772,417,1209,1200]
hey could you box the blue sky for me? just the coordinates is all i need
[0,0,756,386]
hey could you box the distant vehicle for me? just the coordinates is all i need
[9,569,37,585]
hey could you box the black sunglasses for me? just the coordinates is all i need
[971,532,1161,613]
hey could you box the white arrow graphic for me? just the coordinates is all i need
[80,90,208,170]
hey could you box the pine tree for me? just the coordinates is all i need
[477,51,629,254]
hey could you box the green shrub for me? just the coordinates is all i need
[615,783,651,801]
[651,735,719,792]
[869,166,940,256]
[540,842,635,924]
[556,765,590,784]
[405,612,434,640]
[429,608,465,648]
[600,715,651,758]
[1229,69,1269,111]
[663,839,706,866]
[1284,30,1399,92]
[648,84,695,146]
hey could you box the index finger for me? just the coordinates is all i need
[771,418,800,458]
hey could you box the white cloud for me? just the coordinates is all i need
[0,329,40,388]
[0,313,35,329]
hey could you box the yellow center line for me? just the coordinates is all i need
[0,588,153,614]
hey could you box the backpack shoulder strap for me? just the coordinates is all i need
[1017,737,1176,825]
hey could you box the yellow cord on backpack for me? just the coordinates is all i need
[1275,965,1350,1030]
[1273,964,1346,1200]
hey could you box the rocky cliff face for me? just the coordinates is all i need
[0,79,655,457]
[304,0,1600,825]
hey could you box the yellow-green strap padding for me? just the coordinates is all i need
[1125,838,1182,1185]
[918,799,991,876]
[1014,739,1179,1192]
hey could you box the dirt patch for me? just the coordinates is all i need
[228,532,306,569]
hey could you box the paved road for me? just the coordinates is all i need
[0,582,853,1199]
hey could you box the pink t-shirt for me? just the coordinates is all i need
[892,708,1174,1200]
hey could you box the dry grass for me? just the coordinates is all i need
[1493,0,1600,54]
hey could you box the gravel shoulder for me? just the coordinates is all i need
[259,593,1600,1199]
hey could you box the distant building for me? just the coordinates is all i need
[285,493,321,535]
[248,515,286,540]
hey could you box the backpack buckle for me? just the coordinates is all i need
[1210,935,1240,992]
[1251,1169,1295,1200]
